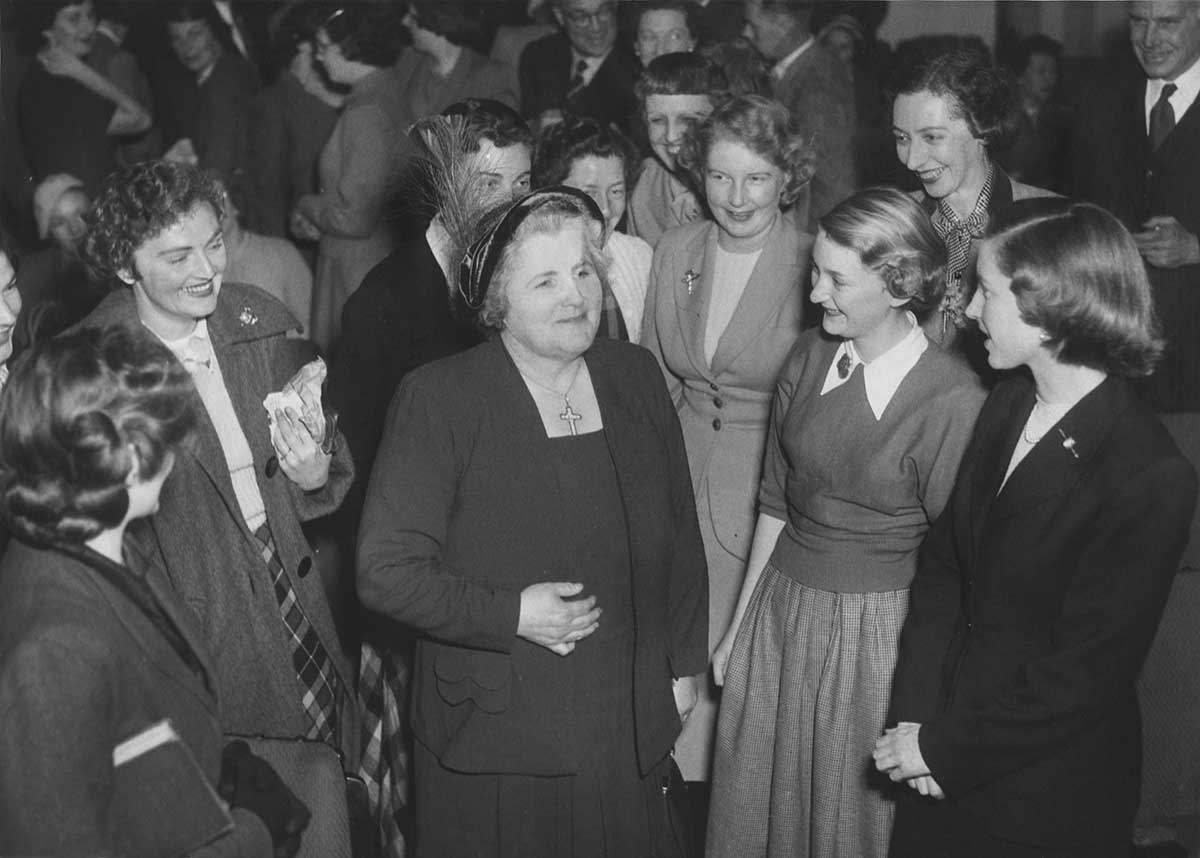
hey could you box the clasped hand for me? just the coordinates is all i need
[1133,216,1200,269]
[873,722,945,800]
[517,581,601,656]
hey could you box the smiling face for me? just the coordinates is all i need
[554,0,618,59]
[499,220,602,363]
[644,93,714,171]
[48,1,96,57]
[168,18,221,74]
[892,89,990,214]
[1130,0,1200,81]
[966,241,1049,371]
[810,229,907,357]
[122,203,226,341]
[705,136,785,252]
[473,140,532,206]
[636,9,696,64]
[564,155,626,240]
[0,253,22,366]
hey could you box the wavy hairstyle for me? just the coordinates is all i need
[888,47,1015,146]
[984,199,1163,377]
[532,117,639,191]
[634,51,728,101]
[677,94,815,208]
[818,187,948,314]
[319,3,407,68]
[83,160,224,285]
[0,326,198,546]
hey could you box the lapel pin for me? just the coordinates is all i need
[682,269,699,294]
[1057,428,1079,459]
[238,306,258,327]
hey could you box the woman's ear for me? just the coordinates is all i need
[124,444,143,486]
[117,268,137,286]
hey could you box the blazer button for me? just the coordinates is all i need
[713,396,724,409]
[712,417,722,430]
[298,556,313,578]
[265,455,279,478]
[709,382,718,392]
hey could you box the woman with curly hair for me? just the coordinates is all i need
[533,115,650,341]
[79,159,359,777]
[640,93,814,784]
[0,326,310,857]
[707,187,985,858]
[890,47,1055,353]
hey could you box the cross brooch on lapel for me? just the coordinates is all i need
[682,269,699,295]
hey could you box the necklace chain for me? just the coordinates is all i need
[1022,399,1070,445]
[517,360,585,435]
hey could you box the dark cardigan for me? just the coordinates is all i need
[357,336,708,776]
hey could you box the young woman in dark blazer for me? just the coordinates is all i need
[874,199,1199,857]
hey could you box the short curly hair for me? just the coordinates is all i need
[635,51,728,102]
[818,187,948,314]
[677,94,815,209]
[0,326,198,546]
[984,199,1164,378]
[532,117,639,193]
[888,47,1015,146]
[83,161,224,285]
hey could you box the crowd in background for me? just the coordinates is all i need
[0,1,1199,858]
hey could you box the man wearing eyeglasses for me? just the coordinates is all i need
[519,0,640,132]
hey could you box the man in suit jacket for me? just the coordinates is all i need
[518,0,640,131]
[743,0,856,228]
[1070,1,1200,415]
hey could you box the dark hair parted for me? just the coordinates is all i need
[819,187,947,314]
[319,3,406,68]
[532,117,638,191]
[888,47,1016,146]
[408,1,490,53]
[699,38,772,97]
[439,98,534,152]
[635,51,728,101]
[677,94,815,208]
[0,326,198,546]
[984,199,1163,377]
[83,160,224,285]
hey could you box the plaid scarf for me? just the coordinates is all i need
[932,163,995,333]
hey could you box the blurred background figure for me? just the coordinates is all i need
[246,1,342,245]
[519,0,640,132]
[633,0,700,66]
[643,93,814,788]
[628,52,726,247]
[292,4,410,355]
[16,174,107,348]
[397,1,519,118]
[699,36,771,96]
[17,0,152,193]
[217,177,313,338]
[533,115,650,342]
[0,326,310,858]
[995,34,1070,194]
[156,2,258,192]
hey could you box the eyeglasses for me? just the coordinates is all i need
[563,4,616,28]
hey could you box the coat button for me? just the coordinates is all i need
[265,455,279,478]
[713,396,724,409]
[298,556,312,578]
[709,382,718,391]
[712,418,722,430]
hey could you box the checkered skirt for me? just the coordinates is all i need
[706,563,908,858]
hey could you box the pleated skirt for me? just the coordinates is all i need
[706,563,908,858]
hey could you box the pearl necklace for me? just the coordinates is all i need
[1022,398,1071,445]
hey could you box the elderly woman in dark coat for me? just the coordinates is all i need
[357,187,708,858]
[875,201,1198,858]
[0,327,309,857]
[78,161,358,767]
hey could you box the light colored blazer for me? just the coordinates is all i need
[641,214,812,561]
